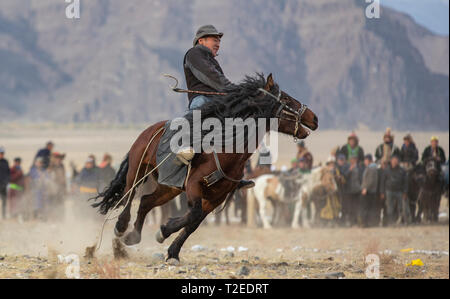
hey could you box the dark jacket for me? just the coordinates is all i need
[339,144,365,165]
[34,148,51,169]
[400,143,419,166]
[422,146,446,164]
[75,167,101,191]
[184,45,233,104]
[380,165,408,194]
[99,164,116,191]
[0,158,10,188]
[375,142,400,163]
[345,164,363,195]
[361,163,379,194]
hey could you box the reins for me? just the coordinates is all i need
[94,126,172,251]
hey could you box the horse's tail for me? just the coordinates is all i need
[91,153,129,215]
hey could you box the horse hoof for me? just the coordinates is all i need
[123,230,141,246]
[166,258,180,266]
[155,229,165,244]
[114,226,125,238]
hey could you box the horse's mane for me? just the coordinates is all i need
[184,73,280,126]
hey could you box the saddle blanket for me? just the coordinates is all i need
[156,121,189,189]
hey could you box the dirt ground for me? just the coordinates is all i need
[0,199,448,279]
[0,126,448,279]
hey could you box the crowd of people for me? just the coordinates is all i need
[288,129,448,227]
[0,129,448,228]
[0,142,116,221]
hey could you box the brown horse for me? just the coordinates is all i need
[92,74,318,261]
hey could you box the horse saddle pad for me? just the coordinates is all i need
[156,121,189,189]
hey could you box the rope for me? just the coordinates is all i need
[94,126,168,251]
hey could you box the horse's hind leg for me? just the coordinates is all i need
[115,166,146,237]
[123,186,180,246]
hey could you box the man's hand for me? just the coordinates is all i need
[361,188,367,196]
[380,193,385,200]
[402,193,408,200]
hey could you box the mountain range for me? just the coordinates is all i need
[0,0,448,130]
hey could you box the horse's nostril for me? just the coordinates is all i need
[314,115,318,124]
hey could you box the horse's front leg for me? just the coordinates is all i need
[166,198,222,261]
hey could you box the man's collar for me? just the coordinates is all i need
[195,44,214,55]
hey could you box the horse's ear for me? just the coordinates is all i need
[264,74,274,91]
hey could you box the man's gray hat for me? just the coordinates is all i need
[193,25,223,46]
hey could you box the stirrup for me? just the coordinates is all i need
[176,147,195,165]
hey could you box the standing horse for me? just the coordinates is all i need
[416,158,444,223]
[291,166,338,228]
[92,74,318,261]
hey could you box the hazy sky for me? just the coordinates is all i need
[382,0,449,35]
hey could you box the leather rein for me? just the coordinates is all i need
[164,74,308,139]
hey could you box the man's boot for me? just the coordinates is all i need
[176,147,195,165]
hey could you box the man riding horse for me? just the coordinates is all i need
[180,24,254,190]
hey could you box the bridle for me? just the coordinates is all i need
[164,74,309,140]
[258,88,308,141]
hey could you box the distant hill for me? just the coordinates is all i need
[0,0,448,130]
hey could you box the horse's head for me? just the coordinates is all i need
[424,158,440,178]
[263,74,318,140]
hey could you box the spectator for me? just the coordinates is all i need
[343,156,363,226]
[29,157,50,220]
[375,128,400,166]
[339,132,365,165]
[256,142,272,172]
[74,156,101,197]
[8,158,25,219]
[47,152,67,221]
[0,147,10,219]
[98,153,116,192]
[380,155,410,225]
[359,154,380,227]
[73,156,102,221]
[298,157,311,175]
[422,136,446,164]
[400,134,419,169]
[296,141,313,170]
[33,141,54,169]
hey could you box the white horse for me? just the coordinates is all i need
[292,166,338,228]
[251,172,302,229]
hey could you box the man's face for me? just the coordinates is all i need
[85,162,94,169]
[0,153,4,159]
[337,158,345,166]
[404,139,410,147]
[384,136,391,144]
[348,138,356,148]
[199,36,221,57]
[299,161,306,169]
[431,140,438,148]
[364,158,371,167]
